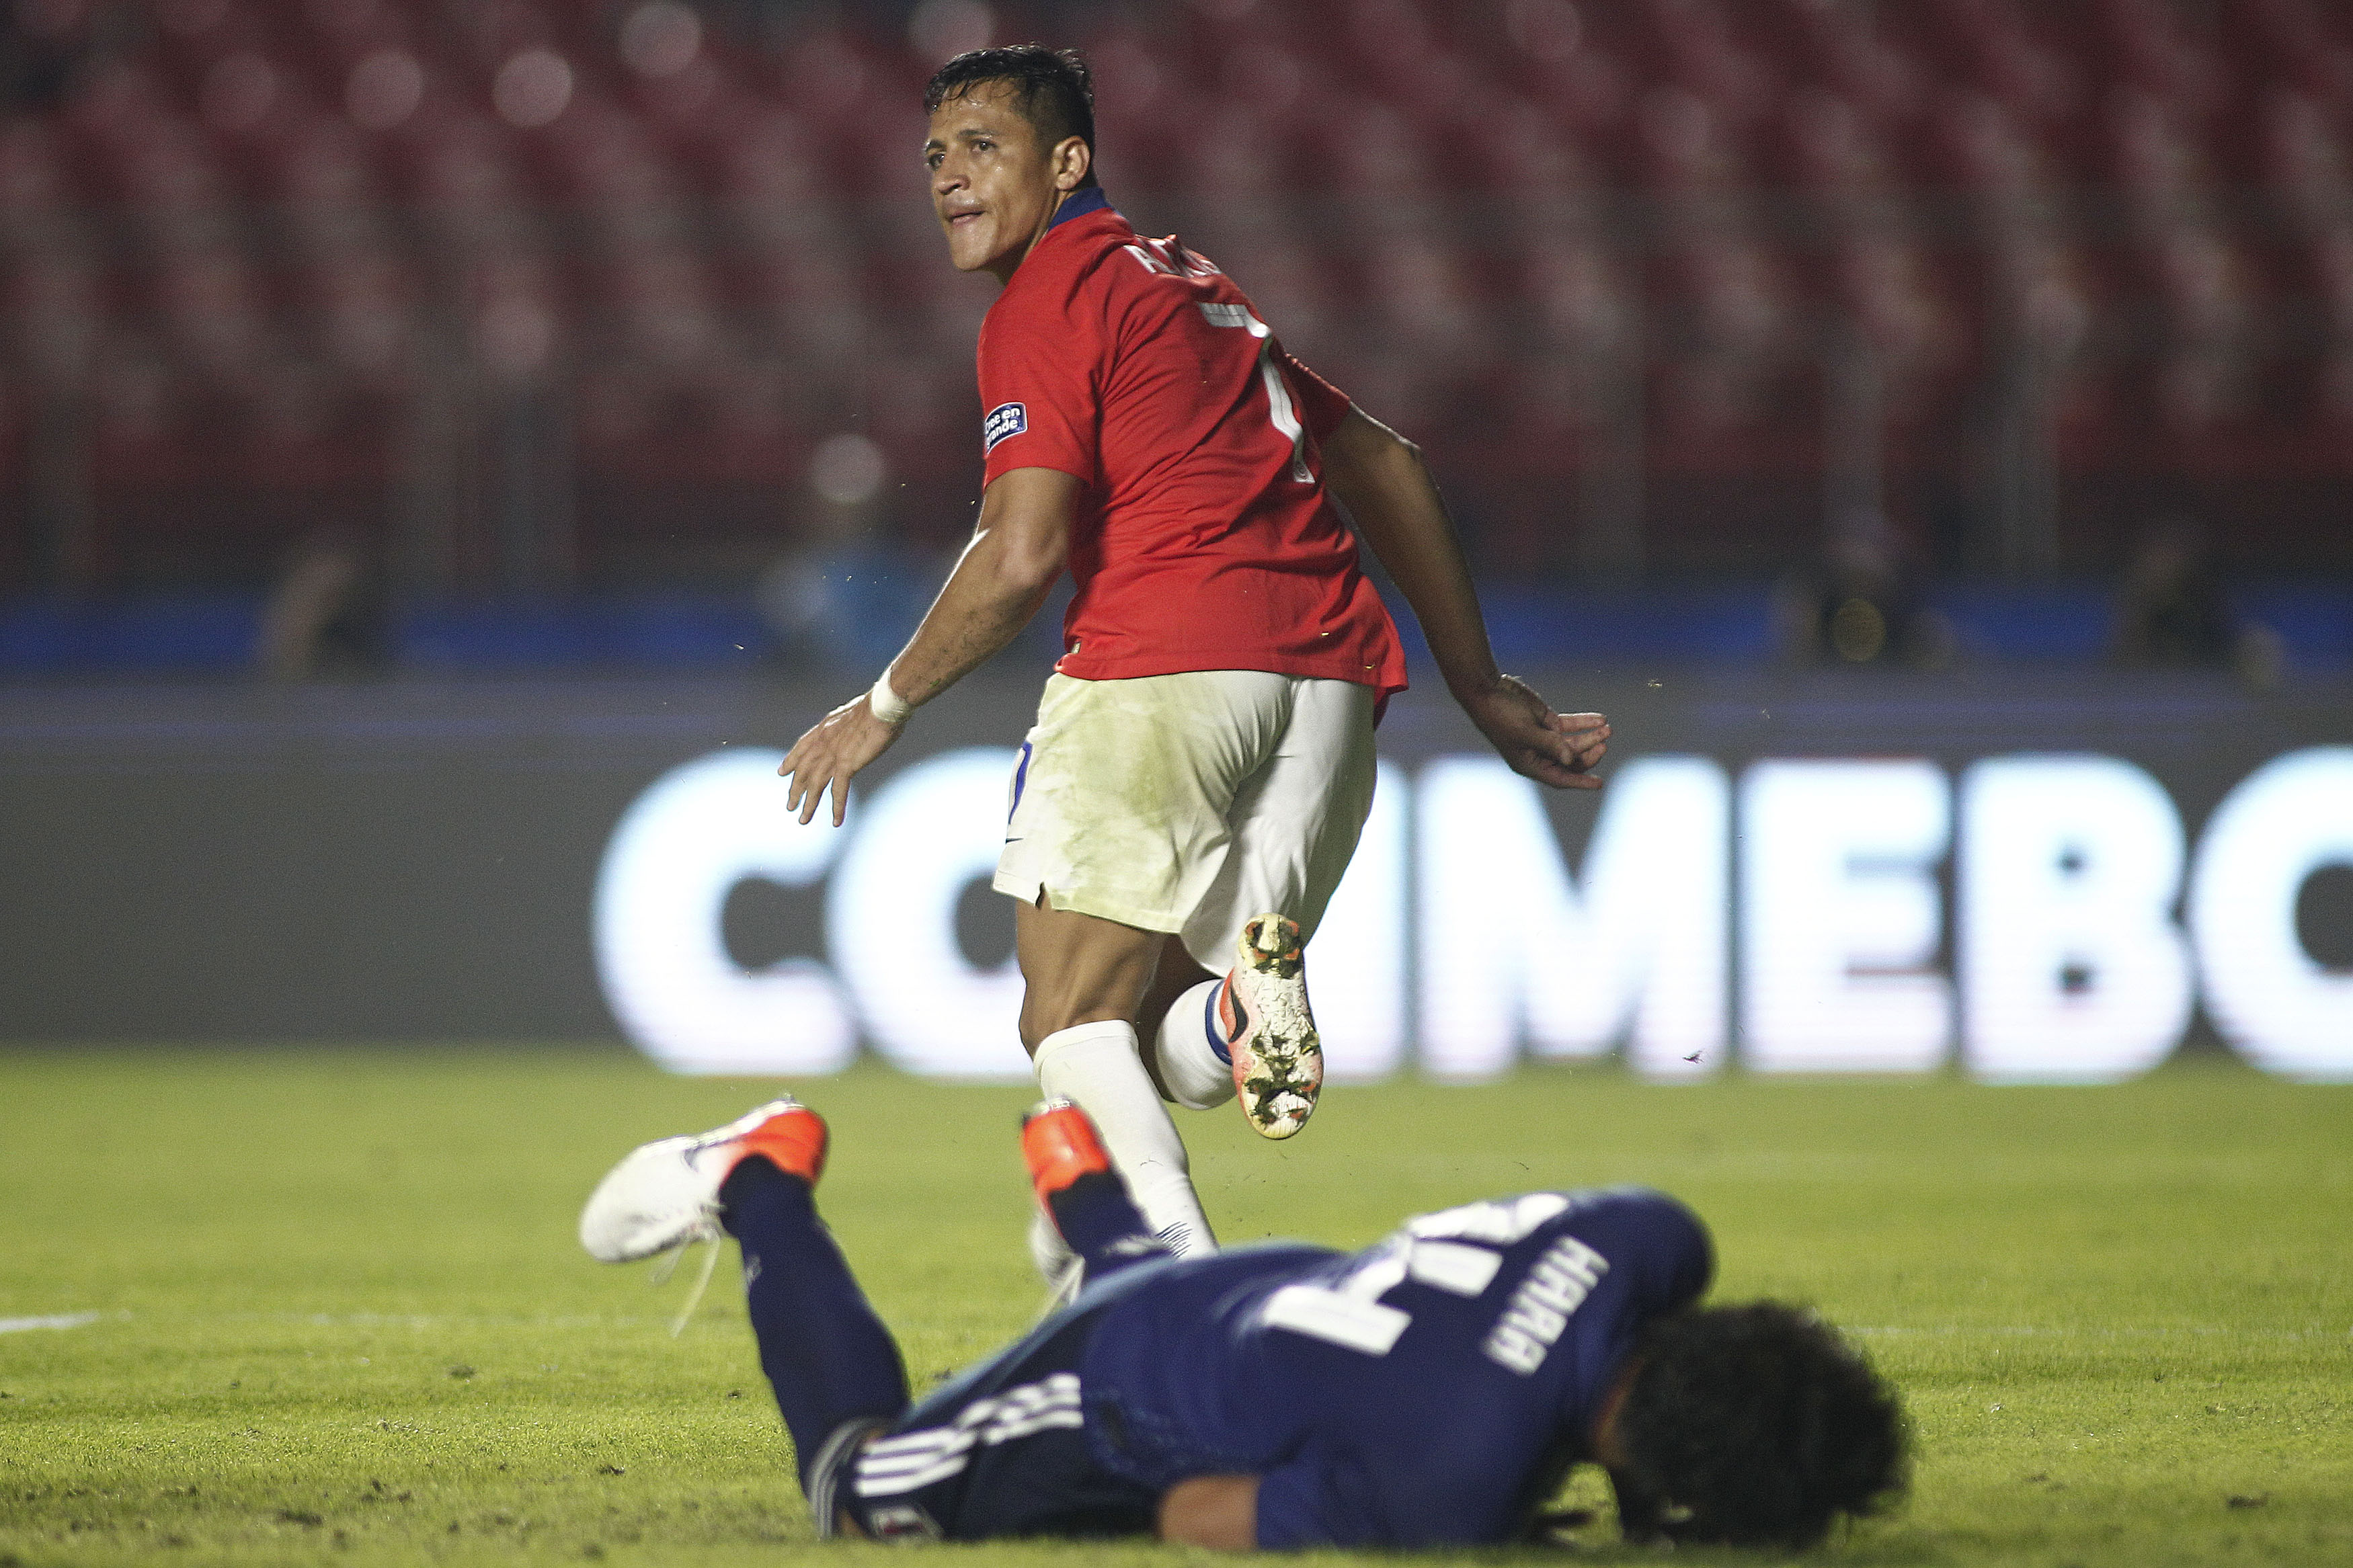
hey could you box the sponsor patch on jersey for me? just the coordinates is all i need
[983,401,1028,452]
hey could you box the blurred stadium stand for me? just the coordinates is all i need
[0,0,2349,672]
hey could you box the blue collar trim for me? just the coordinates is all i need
[1047,187,1114,230]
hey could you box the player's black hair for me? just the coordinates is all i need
[1610,1303,1909,1551]
[922,44,1098,188]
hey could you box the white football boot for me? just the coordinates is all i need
[579,1098,828,1264]
[1027,1208,1086,1316]
[1222,914,1322,1139]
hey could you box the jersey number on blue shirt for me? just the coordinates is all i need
[1259,1194,1586,1357]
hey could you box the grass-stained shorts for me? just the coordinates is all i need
[993,670,1378,971]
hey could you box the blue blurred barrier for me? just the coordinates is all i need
[0,583,2346,675]
[1929,584,2116,662]
[0,595,265,671]
[1464,584,1783,666]
[2237,584,2353,670]
[395,595,770,669]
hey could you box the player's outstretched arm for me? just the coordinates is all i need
[1319,409,1608,790]
[1159,1475,1259,1551]
[778,466,1078,825]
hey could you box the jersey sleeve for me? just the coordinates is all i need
[1252,1445,1372,1549]
[1253,1442,1508,1549]
[978,283,1105,489]
[1275,348,1353,446]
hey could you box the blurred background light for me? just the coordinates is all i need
[908,0,994,64]
[809,431,887,507]
[619,1,702,79]
[492,46,572,128]
[346,48,422,130]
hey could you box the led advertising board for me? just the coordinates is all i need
[594,737,2353,1085]
[1,673,2344,1081]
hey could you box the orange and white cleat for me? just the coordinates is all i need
[1020,1097,1115,1206]
[578,1098,828,1264]
[1222,914,1322,1140]
[1020,1099,1109,1311]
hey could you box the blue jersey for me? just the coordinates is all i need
[1077,1187,1712,1548]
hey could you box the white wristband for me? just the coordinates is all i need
[869,671,912,726]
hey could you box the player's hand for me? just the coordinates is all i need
[1460,675,1608,790]
[778,694,904,827]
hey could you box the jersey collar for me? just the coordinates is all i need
[1046,186,1115,231]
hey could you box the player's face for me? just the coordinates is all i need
[924,83,1080,282]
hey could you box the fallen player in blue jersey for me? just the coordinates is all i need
[580,1098,1907,1551]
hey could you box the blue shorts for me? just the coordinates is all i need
[819,1298,1159,1542]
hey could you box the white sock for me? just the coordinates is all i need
[1153,977,1236,1111]
[1033,1021,1217,1256]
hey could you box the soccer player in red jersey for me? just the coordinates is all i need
[781,46,1609,1276]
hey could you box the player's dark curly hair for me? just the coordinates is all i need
[923,45,1097,188]
[1611,1303,1909,1551]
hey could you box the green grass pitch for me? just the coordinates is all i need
[1,1047,2347,1568]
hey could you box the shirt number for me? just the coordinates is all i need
[1197,302,1314,485]
[1125,237,1316,486]
[1259,1194,1573,1356]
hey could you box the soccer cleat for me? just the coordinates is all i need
[1020,1097,1115,1206]
[1222,914,1322,1139]
[578,1098,828,1264]
[1021,1100,1105,1313]
[1027,1208,1086,1315]
[1019,1100,1177,1305]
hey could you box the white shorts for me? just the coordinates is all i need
[993,670,1380,973]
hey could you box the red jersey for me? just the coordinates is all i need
[975,196,1407,698]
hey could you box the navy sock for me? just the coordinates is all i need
[719,1157,909,1496]
[1047,1171,1170,1283]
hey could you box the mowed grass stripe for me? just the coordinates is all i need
[1,1046,2346,1567]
